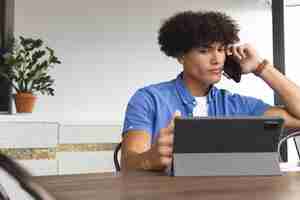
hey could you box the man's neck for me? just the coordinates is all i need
[182,72,211,97]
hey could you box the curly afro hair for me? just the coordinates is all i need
[158,10,240,58]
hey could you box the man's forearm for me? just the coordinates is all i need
[121,150,165,171]
[259,63,300,119]
[121,150,150,171]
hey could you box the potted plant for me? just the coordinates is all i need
[0,36,61,113]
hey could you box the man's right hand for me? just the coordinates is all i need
[143,111,181,170]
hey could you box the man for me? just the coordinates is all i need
[121,10,300,172]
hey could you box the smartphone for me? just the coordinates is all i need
[223,55,242,83]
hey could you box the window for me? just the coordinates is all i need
[285,0,300,162]
[0,0,14,114]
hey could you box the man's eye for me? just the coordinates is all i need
[197,48,208,53]
[218,48,225,52]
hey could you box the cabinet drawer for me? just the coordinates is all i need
[57,151,114,174]
[17,159,58,176]
[0,122,58,148]
[59,124,121,144]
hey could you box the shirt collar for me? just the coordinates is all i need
[175,72,216,104]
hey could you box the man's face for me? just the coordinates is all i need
[179,42,226,85]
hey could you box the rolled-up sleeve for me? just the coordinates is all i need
[122,89,154,136]
[242,96,271,116]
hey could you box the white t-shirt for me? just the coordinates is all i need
[193,96,208,117]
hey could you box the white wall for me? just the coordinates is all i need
[285,7,300,85]
[14,0,274,122]
[284,5,300,163]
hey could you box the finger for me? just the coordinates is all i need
[159,128,167,137]
[159,127,174,144]
[168,110,182,131]
[157,134,174,146]
[242,44,253,58]
[237,46,247,59]
[158,146,173,157]
[232,46,242,60]
[174,110,182,118]
[159,157,173,167]
[226,45,233,56]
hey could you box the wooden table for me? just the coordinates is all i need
[33,171,300,200]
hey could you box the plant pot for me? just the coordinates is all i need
[14,93,37,113]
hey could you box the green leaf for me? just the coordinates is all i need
[4,35,60,95]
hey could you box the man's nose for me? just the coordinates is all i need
[211,50,224,64]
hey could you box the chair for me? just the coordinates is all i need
[113,142,122,171]
[286,128,300,161]
[294,136,300,161]
[279,128,300,162]
[0,153,54,199]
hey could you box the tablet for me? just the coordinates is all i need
[173,116,284,176]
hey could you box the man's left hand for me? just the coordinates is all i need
[228,43,263,74]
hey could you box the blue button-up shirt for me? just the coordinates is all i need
[122,73,271,144]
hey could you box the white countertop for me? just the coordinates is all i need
[0,113,122,125]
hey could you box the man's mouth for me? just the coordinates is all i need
[209,68,223,74]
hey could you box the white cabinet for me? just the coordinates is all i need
[0,119,121,176]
